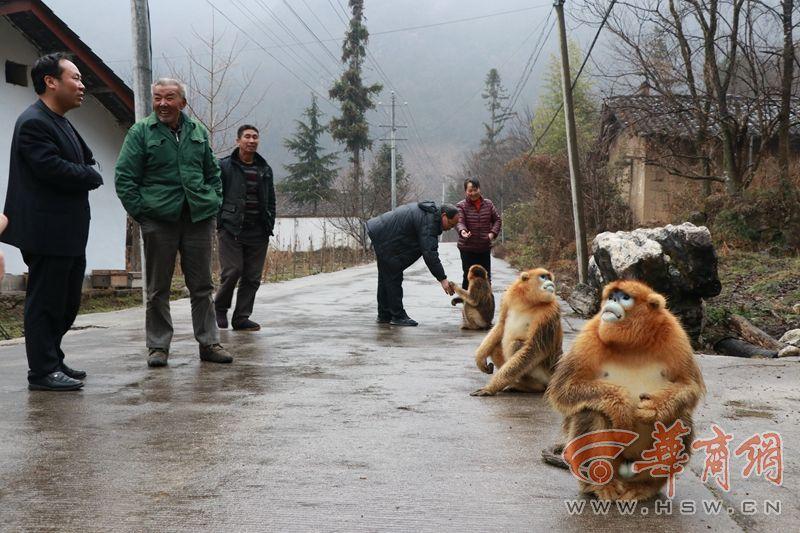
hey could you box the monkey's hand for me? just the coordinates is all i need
[585,386,635,428]
[476,355,494,374]
[635,395,658,424]
[470,387,496,397]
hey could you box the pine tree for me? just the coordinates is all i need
[328,0,382,242]
[368,143,410,214]
[481,68,513,151]
[281,95,338,214]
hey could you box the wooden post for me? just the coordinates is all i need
[555,0,589,283]
[130,0,152,303]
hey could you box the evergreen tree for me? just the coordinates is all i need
[281,95,338,214]
[328,0,382,240]
[531,43,598,156]
[368,143,410,213]
[481,68,512,151]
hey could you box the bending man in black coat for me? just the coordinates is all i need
[1,53,103,391]
[366,202,459,327]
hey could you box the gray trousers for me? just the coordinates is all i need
[214,229,268,325]
[141,211,219,351]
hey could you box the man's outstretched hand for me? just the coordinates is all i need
[440,279,454,295]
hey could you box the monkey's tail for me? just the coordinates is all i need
[451,297,464,306]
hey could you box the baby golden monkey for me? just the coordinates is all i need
[451,264,495,330]
[546,280,705,501]
[471,268,562,396]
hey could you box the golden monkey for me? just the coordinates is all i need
[451,264,495,330]
[546,279,706,501]
[471,268,562,396]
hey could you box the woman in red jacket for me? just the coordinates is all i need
[456,178,502,289]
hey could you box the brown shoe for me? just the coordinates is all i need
[147,348,169,367]
[199,343,233,364]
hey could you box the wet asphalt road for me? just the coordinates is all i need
[0,243,797,532]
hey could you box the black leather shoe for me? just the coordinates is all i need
[60,362,87,380]
[232,318,261,331]
[390,317,418,327]
[28,371,84,391]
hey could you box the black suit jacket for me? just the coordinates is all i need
[1,100,103,256]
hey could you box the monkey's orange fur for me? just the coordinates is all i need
[546,280,706,501]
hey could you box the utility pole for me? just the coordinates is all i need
[554,0,589,283]
[130,0,152,303]
[378,91,407,210]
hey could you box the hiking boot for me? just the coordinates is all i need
[147,348,168,367]
[232,318,261,331]
[199,344,233,364]
[215,310,228,329]
[390,316,418,327]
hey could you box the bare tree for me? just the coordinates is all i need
[164,12,268,153]
[579,0,800,195]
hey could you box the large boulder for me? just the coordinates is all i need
[567,223,722,341]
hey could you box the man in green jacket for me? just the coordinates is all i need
[115,78,233,367]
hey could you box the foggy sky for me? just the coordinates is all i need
[43,0,593,198]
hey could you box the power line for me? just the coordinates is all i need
[530,0,616,153]
[227,0,329,85]
[251,0,339,79]
[106,5,550,64]
[370,5,549,36]
[437,12,552,131]
[282,0,341,65]
[506,13,556,113]
[301,0,339,41]
[203,0,336,110]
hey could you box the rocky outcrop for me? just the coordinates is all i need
[567,223,722,341]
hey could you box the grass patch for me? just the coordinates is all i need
[705,250,800,338]
[0,248,373,340]
[503,242,799,341]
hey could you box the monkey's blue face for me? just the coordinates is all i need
[601,289,635,323]
[539,273,555,294]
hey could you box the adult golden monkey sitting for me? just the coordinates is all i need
[546,279,705,501]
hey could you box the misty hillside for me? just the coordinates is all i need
[43,0,592,199]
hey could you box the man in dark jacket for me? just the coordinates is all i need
[1,53,103,391]
[214,124,275,331]
[456,178,501,289]
[366,202,458,327]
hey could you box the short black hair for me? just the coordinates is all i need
[31,52,69,95]
[464,177,480,190]
[237,124,259,138]
[441,203,458,219]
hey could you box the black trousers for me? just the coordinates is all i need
[376,256,410,320]
[459,249,491,290]
[21,252,86,380]
[214,229,269,325]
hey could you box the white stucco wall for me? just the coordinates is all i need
[272,217,359,251]
[0,18,128,275]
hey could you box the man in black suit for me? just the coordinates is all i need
[1,53,103,391]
